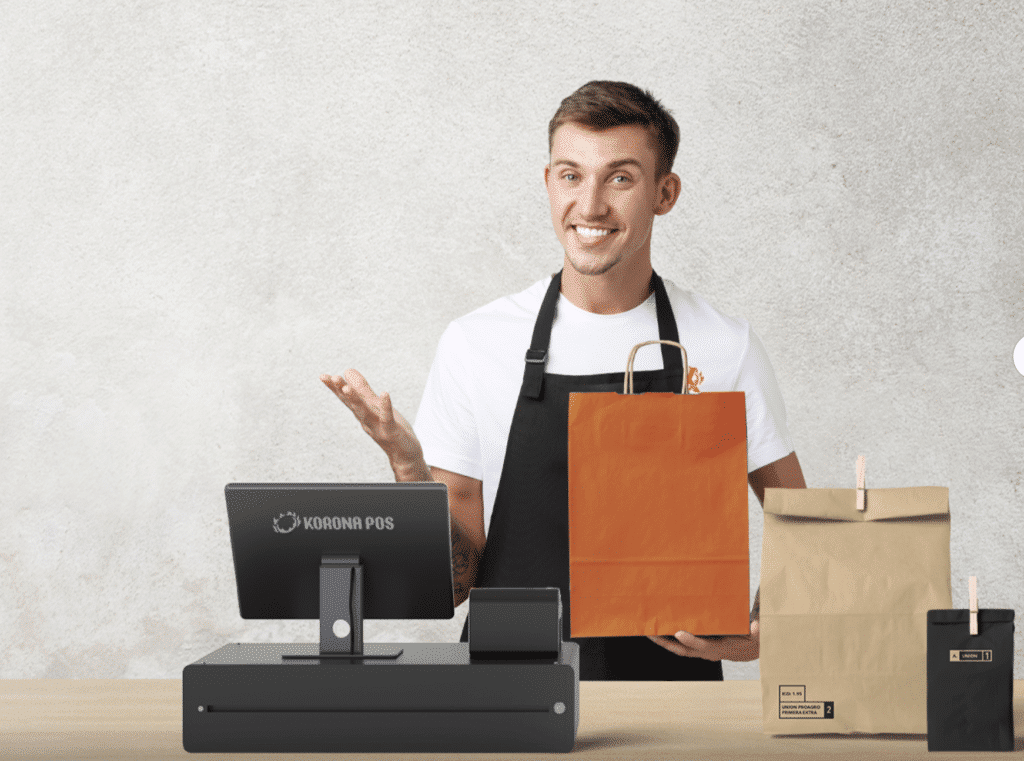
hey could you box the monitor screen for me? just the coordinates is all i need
[225,482,455,622]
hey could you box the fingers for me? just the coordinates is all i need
[647,635,685,656]
[319,374,349,399]
[646,625,759,663]
[342,368,376,399]
[647,633,720,660]
[679,631,724,660]
[320,371,394,431]
[320,370,379,407]
[320,375,367,428]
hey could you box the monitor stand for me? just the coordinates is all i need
[281,554,402,660]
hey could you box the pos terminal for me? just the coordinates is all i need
[182,482,579,753]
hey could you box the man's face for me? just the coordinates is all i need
[545,122,677,277]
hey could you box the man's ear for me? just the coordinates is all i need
[544,164,551,186]
[655,172,682,216]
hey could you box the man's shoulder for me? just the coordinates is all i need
[662,278,751,340]
[432,276,550,367]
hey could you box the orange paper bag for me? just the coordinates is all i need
[567,340,750,638]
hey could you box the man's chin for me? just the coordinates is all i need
[564,252,621,277]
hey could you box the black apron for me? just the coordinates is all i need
[460,270,723,681]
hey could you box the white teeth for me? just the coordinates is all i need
[575,226,613,238]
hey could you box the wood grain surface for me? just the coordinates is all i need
[2,679,1022,759]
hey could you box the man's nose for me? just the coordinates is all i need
[577,179,608,219]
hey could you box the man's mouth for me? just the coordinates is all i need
[572,225,616,239]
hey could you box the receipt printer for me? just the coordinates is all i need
[469,586,563,660]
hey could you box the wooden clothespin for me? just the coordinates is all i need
[856,455,866,511]
[969,576,978,636]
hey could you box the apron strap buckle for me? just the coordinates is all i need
[523,349,547,399]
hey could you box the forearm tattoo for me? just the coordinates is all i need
[451,528,472,598]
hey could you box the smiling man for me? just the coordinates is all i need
[322,81,806,681]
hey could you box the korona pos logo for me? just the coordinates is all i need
[273,511,395,534]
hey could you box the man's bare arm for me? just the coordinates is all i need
[747,450,806,506]
[430,467,485,608]
[320,370,485,606]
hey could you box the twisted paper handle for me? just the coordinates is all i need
[623,340,690,395]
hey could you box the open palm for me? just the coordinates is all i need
[320,369,423,469]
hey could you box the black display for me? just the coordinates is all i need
[225,482,454,655]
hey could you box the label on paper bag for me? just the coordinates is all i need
[778,685,834,719]
[949,649,993,662]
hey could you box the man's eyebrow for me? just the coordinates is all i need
[552,158,644,171]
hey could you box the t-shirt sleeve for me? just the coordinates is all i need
[413,321,483,481]
[735,326,795,473]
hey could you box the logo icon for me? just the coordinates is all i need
[272,511,301,534]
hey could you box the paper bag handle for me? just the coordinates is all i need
[624,340,690,395]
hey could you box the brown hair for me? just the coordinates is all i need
[548,81,680,179]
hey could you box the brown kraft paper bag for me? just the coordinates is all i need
[760,471,951,734]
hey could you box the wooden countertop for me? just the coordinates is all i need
[3,679,1021,759]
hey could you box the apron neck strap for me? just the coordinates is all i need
[522,270,682,400]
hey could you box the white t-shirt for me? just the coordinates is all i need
[413,275,794,533]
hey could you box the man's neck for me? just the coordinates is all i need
[559,259,654,315]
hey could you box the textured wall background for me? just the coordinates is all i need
[2,1,1022,682]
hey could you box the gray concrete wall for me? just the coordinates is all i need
[2,1,1022,682]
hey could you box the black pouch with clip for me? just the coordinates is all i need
[926,608,1014,751]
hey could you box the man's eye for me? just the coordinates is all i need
[612,175,631,184]
[562,173,578,182]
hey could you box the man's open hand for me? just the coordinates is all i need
[647,619,759,662]
[320,369,425,477]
